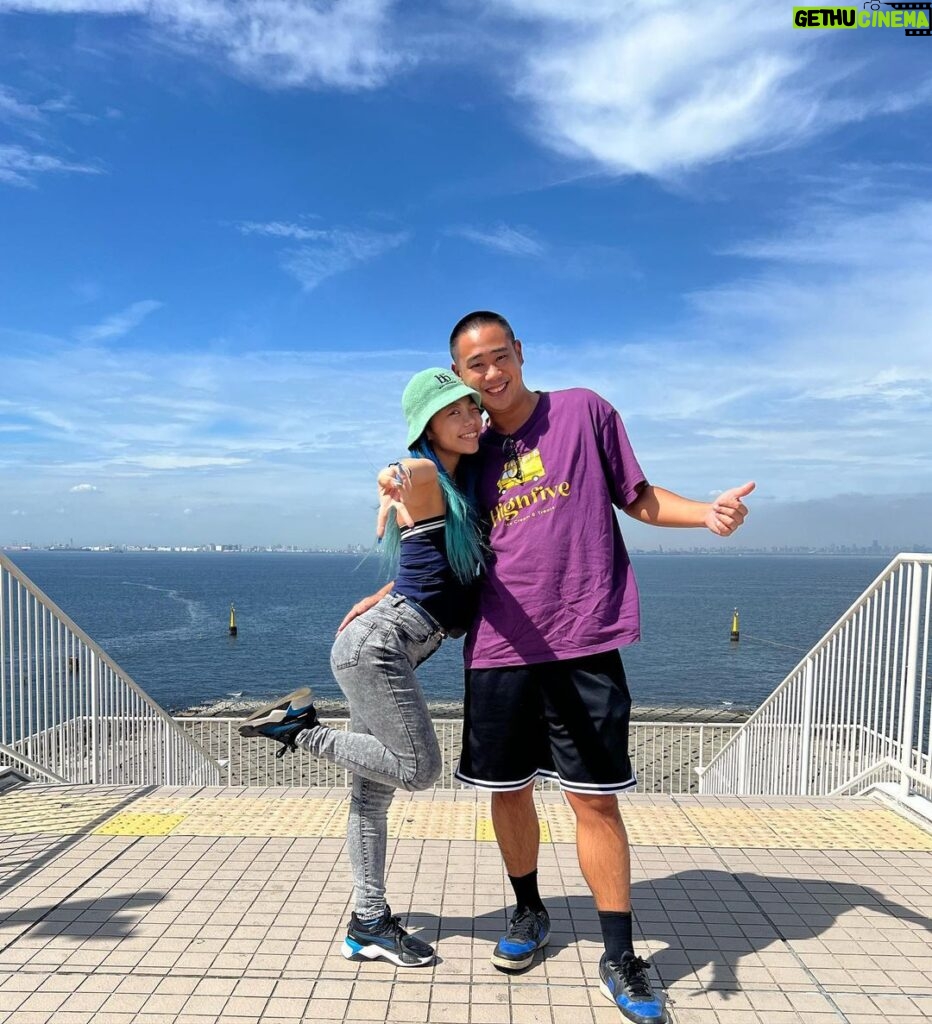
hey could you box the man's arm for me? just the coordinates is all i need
[624,482,755,537]
[338,459,442,634]
[336,581,394,634]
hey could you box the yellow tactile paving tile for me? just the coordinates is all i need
[685,806,932,851]
[114,795,351,838]
[389,801,477,840]
[4,788,932,851]
[95,811,188,836]
[0,789,130,835]
[542,805,707,846]
[476,817,552,843]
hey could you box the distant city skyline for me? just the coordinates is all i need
[3,540,924,558]
[2,4,930,550]
[4,490,930,557]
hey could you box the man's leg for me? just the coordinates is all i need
[547,652,667,1023]
[490,784,539,876]
[488,783,551,970]
[454,663,552,971]
[563,791,630,910]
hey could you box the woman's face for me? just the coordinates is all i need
[425,396,482,457]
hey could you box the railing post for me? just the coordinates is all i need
[798,658,814,796]
[89,649,99,785]
[737,729,748,796]
[899,562,922,798]
[164,720,171,784]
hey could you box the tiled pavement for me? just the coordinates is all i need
[1,786,931,1024]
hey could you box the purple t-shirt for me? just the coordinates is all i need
[464,389,647,669]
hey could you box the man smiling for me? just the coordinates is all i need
[448,310,753,1024]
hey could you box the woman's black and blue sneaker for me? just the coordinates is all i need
[342,906,435,967]
[599,952,668,1023]
[490,906,551,970]
[238,687,318,757]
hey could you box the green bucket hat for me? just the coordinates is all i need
[402,368,482,447]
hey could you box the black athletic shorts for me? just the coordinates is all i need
[454,649,636,795]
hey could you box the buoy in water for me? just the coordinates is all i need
[730,607,740,643]
[229,603,238,637]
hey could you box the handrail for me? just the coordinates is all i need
[177,716,742,792]
[0,740,68,783]
[698,554,932,811]
[1,552,224,786]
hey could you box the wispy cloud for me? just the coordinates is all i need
[0,0,402,89]
[0,338,438,544]
[76,300,162,343]
[69,483,98,493]
[238,221,409,291]
[0,84,44,123]
[721,200,932,268]
[447,223,545,258]
[533,198,932,505]
[482,1,932,177]
[133,455,249,470]
[237,219,322,241]
[0,143,101,187]
[3,188,931,546]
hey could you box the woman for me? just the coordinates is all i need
[240,368,484,967]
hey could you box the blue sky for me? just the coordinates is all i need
[1,1,931,550]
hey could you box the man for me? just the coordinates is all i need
[448,311,752,1024]
[354,311,753,1024]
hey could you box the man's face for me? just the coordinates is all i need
[452,323,526,418]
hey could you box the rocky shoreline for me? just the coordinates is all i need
[173,696,753,722]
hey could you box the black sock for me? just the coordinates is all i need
[598,909,634,963]
[509,870,544,913]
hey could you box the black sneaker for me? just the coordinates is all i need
[341,906,435,967]
[238,687,318,758]
[599,952,667,1024]
[490,906,550,970]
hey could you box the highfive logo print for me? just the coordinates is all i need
[492,448,572,527]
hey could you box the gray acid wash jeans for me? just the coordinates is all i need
[296,592,443,919]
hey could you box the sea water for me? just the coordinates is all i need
[8,551,889,714]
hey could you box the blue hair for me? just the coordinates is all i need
[380,439,484,585]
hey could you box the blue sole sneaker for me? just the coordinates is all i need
[238,687,318,756]
[490,906,550,970]
[599,952,668,1024]
[341,907,435,967]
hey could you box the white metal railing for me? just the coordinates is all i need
[177,716,741,793]
[698,554,932,810]
[0,553,223,786]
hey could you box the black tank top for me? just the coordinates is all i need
[392,515,478,636]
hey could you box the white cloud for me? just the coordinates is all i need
[239,221,409,290]
[238,219,322,240]
[0,85,44,122]
[0,0,402,89]
[3,196,931,547]
[0,143,101,187]
[281,233,409,290]
[447,223,545,258]
[76,300,162,343]
[134,455,249,470]
[480,191,931,522]
[69,483,98,492]
[483,0,932,177]
[722,200,932,269]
